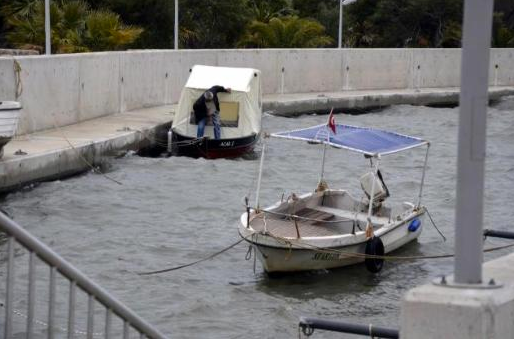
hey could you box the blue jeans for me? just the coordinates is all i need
[196,111,221,139]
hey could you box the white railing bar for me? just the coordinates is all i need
[48,266,56,339]
[68,280,76,339]
[27,250,36,339]
[0,212,168,339]
[87,295,94,339]
[4,236,15,339]
[124,320,130,339]
[105,308,112,339]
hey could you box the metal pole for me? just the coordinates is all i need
[417,144,430,208]
[174,0,178,50]
[338,0,343,48]
[255,141,266,210]
[299,317,399,338]
[319,142,328,183]
[367,157,380,220]
[454,0,494,284]
[45,0,51,54]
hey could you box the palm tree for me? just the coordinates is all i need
[5,0,142,53]
[238,15,334,48]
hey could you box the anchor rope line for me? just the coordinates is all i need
[256,230,514,261]
[13,58,23,100]
[51,117,123,186]
[137,238,245,275]
[425,207,446,241]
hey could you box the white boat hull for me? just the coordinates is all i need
[250,219,422,273]
[239,190,425,273]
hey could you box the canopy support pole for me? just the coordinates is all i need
[318,128,329,185]
[319,143,327,184]
[367,157,380,221]
[255,141,266,211]
[417,144,430,208]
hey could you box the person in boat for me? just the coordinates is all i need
[193,85,231,139]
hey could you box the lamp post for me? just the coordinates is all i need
[453,0,494,285]
[174,0,179,49]
[338,0,358,49]
[45,0,51,54]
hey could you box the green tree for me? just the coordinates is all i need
[247,0,295,23]
[238,15,334,48]
[3,0,142,53]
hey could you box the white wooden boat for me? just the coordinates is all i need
[0,101,22,158]
[238,121,430,273]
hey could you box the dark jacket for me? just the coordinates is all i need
[193,85,229,123]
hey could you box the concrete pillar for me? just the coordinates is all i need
[400,254,514,338]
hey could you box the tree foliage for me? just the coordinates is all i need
[1,0,514,51]
[2,0,142,53]
[238,15,334,48]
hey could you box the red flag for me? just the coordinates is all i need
[327,108,336,134]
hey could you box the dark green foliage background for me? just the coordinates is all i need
[1,0,513,51]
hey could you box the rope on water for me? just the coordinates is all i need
[426,207,446,241]
[137,238,245,275]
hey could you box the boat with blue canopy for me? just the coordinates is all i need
[238,117,430,274]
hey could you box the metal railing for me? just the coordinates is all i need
[299,317,399,338]
[0,211,168,339]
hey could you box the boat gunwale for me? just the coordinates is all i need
[239,208,425,250]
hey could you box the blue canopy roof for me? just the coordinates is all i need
[271,124,428,156]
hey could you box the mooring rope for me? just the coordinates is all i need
[51,117,123,185]
[258,229,514,261]
[425,207,446,241]
[137,238,245,275]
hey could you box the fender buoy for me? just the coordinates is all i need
[408,218,421,232]
[365,237,385,273]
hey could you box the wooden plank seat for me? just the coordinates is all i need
[249,208,353,238]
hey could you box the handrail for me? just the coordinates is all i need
[483,229,514,240]
[299,317,399,338]
[0,211,168,339]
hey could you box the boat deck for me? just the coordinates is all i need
[249,208,356,238]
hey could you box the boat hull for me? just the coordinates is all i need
[172,131,258,159]
[240,212,424,273]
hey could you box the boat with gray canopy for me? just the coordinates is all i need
[239,117,430,273]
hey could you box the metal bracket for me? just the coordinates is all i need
[433,275,503,289]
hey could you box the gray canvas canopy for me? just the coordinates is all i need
[173,65,262,139]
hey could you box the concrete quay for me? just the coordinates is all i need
[0,105,175,194]
[1,86,513,194]
[263,86,514,116]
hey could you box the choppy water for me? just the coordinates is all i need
[1,97,514,338]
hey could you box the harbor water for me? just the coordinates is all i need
[1,97,514,338]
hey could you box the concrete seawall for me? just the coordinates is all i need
[1,48,514,134]
[1,48,514,192]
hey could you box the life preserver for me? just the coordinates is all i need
[365,237,385,273]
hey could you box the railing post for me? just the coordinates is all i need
[68,280,76,339]
[48,266,56,339]
[4,236,15,339]
[87,295,94,339]
[27,251,36,339]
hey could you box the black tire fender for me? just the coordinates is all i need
[365,237,385,273]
